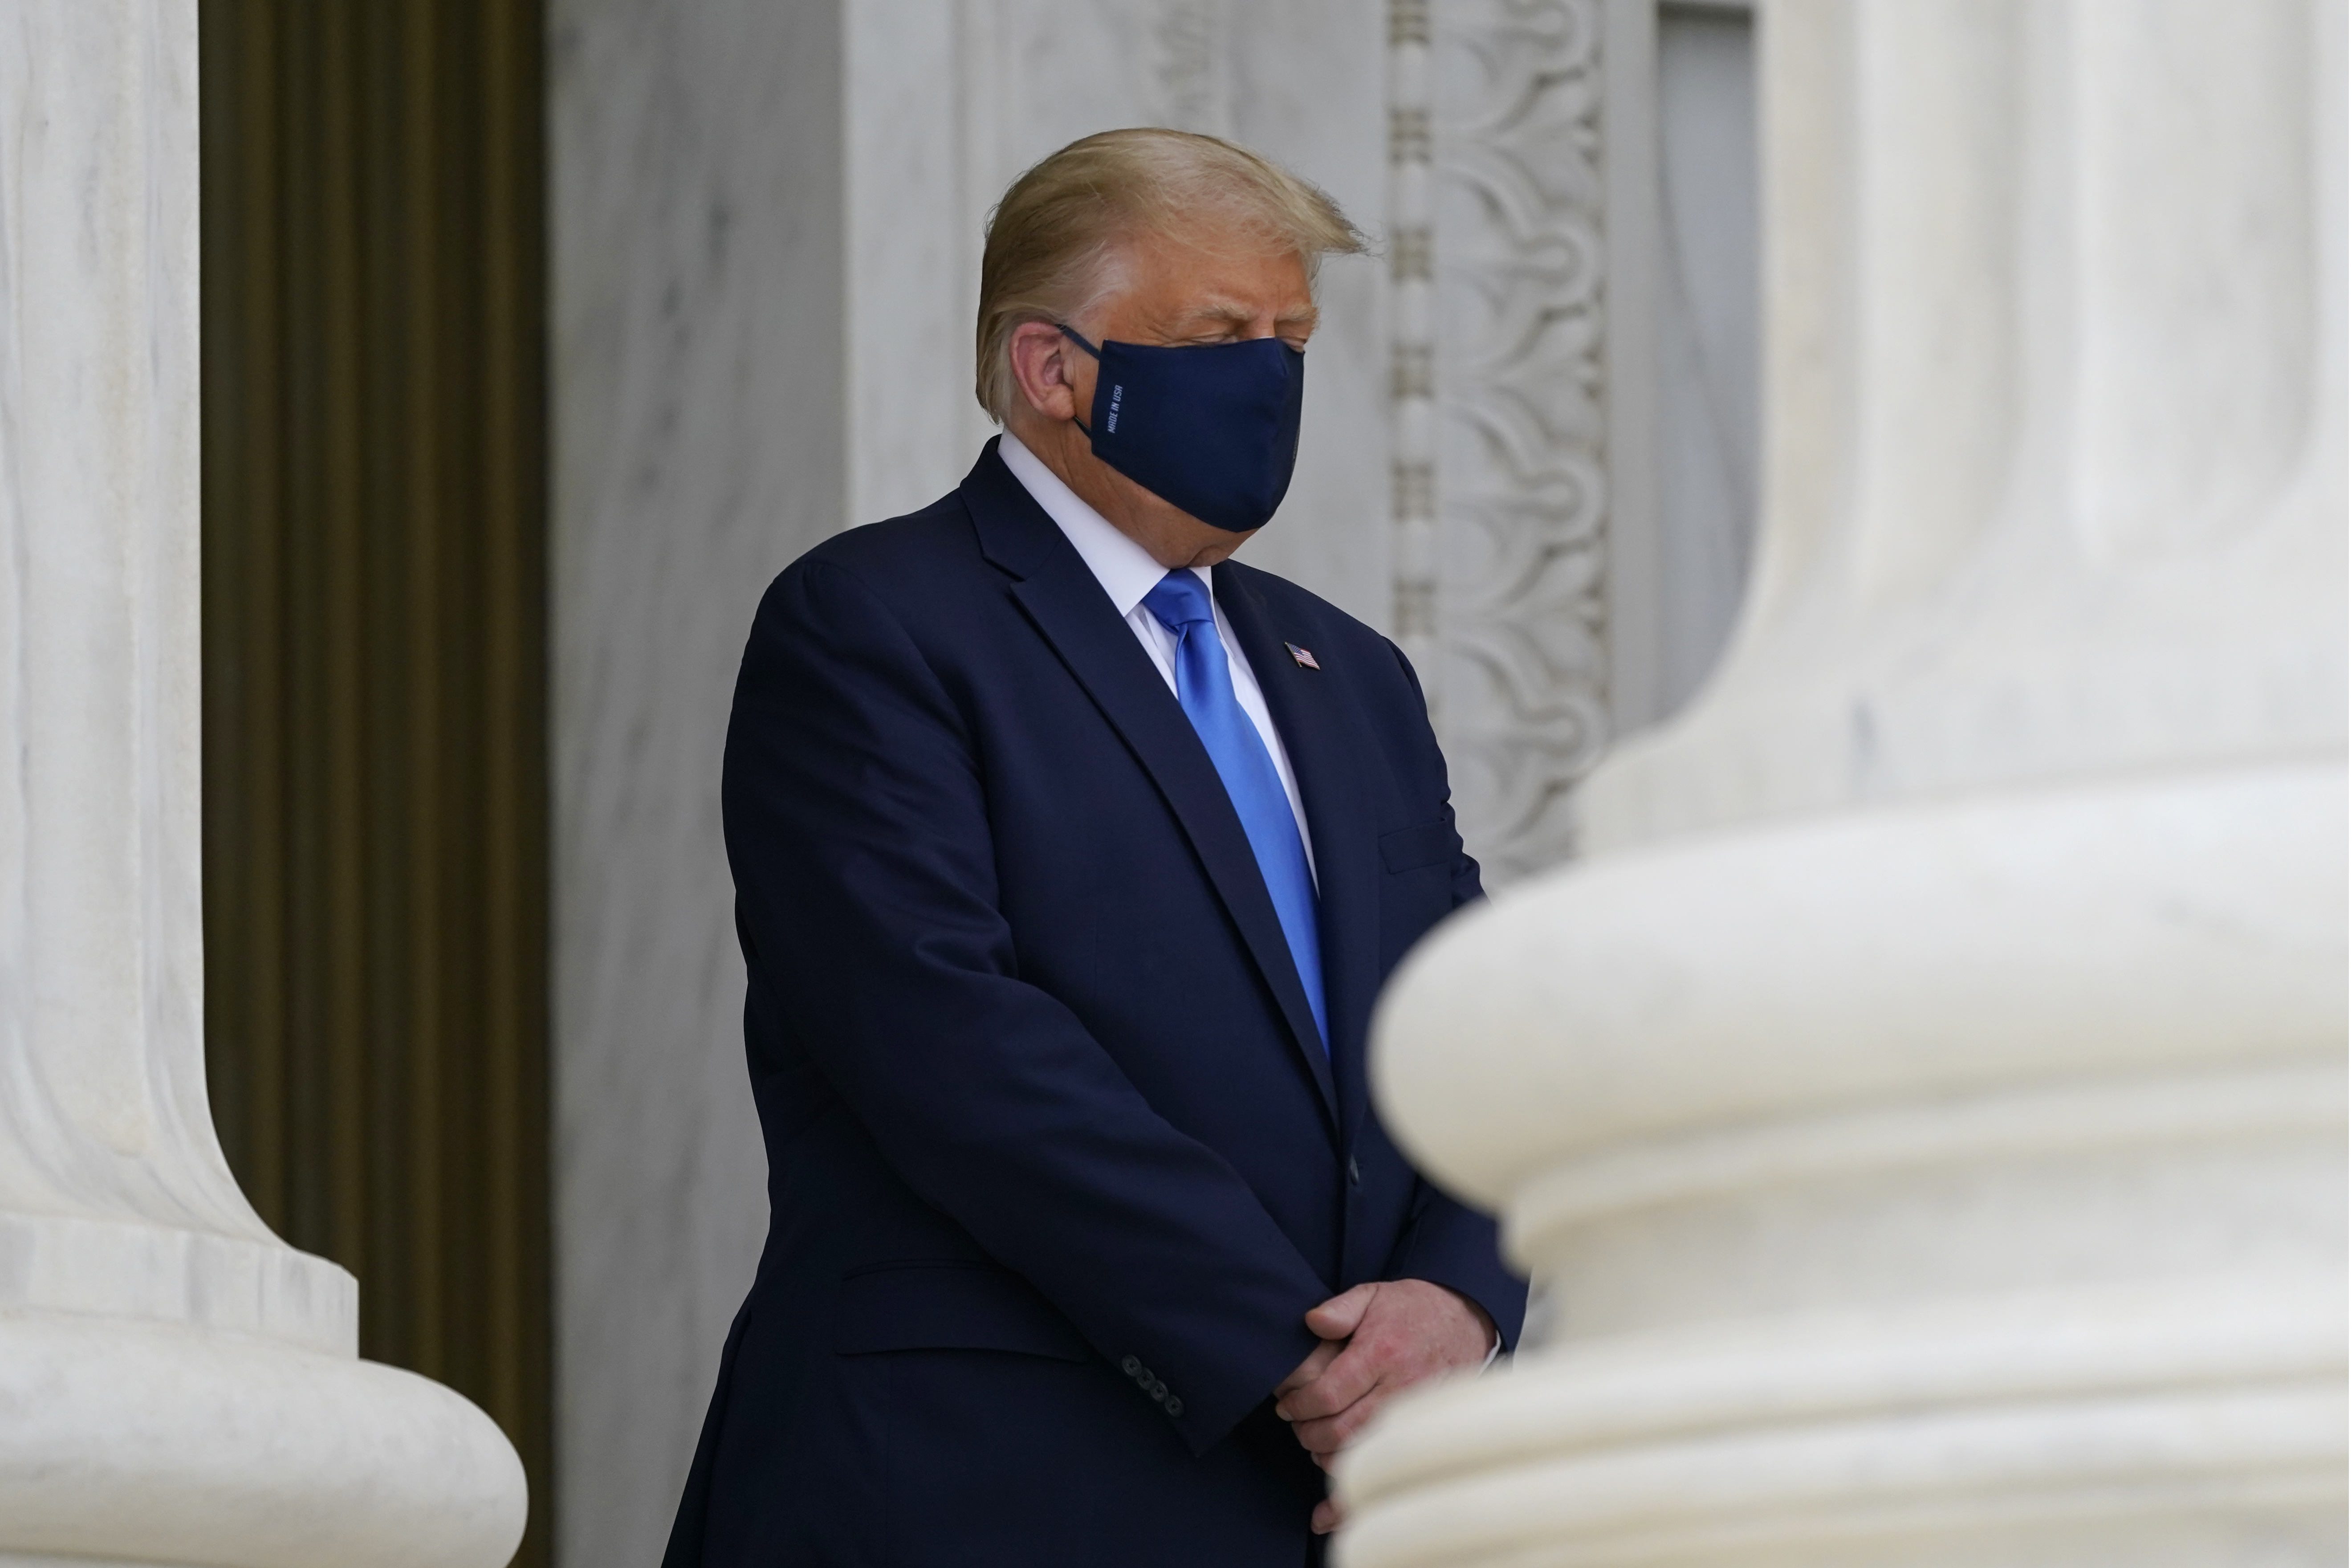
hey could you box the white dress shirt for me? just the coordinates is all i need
[997,431,1315,879]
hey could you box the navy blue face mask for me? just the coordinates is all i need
[1056,325,1305,533]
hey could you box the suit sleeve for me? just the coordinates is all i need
[1378,637,1530,1347]
[723,557,1327,1451]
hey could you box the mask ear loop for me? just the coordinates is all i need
[1054,323,1102,438]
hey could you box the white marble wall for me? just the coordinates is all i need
[0,6,523,1564]
[547,5,842,1568]
[1651,3,1759,719]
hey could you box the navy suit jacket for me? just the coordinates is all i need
[664,441,1524,1568]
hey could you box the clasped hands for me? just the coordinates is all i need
[1273,1279,1494,1535]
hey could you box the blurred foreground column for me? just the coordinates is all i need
[1344,2,2346,1564]
[0,7,525,1566]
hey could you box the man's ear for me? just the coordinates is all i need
[1006,320,1083,423]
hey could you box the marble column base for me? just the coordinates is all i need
[1342,760,2346,1568]
[1339,1278,2342,1567]
[0,1311,525,1568]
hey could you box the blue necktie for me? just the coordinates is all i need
[1143,570,1327,1050]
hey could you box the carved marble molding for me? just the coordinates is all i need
[1392,0,1613,883]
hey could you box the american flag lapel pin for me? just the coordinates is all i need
[1285,642,1321,671]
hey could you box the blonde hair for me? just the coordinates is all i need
[974,128,1367,421]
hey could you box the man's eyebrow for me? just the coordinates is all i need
[1170,298,1322,331]
[1172,298,1259,325]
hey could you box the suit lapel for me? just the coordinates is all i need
[1214,564,1383,1145]
[962,446,1339,1126]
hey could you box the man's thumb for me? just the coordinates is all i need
[1304,1281,1380,1340]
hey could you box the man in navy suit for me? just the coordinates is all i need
[663,128,1525,1567]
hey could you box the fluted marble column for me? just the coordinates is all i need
[1342,2,2346,1564]
[0,7,525,1566]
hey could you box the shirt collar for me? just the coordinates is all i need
[998,430,1207,616]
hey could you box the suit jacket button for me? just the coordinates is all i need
[1122,1356,1141,1377]
[1347,1157,1362,1186]
[1166,1397,1184,1417]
